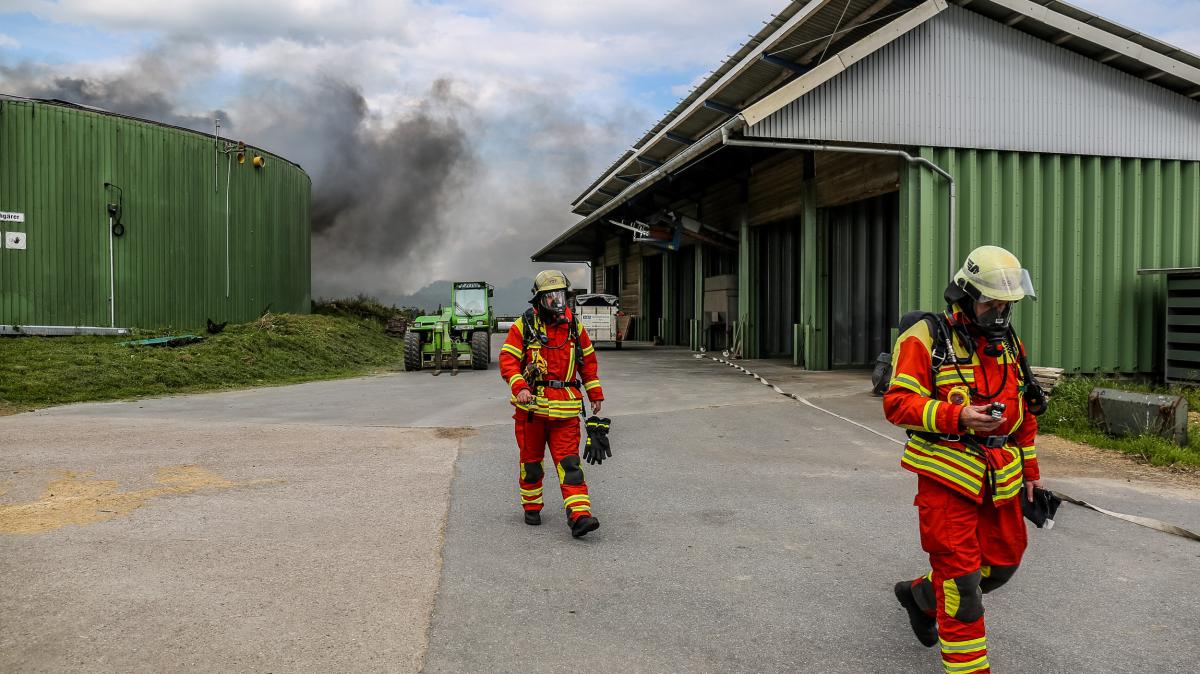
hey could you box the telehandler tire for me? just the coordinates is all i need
[404,330,423,372]
[471,331,490,370]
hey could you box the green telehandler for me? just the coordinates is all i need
[403,281,495,375]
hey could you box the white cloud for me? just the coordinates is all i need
[6,0,1195,296]
[11,0,420,42]
[0,34,19,50]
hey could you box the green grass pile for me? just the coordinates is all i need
[0,313,404,412]
[1040,377,1200,469]
[312,295,419,326]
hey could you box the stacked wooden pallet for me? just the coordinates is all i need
[1030,366,1065,393]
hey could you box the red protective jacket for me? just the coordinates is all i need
[883,311,1040,504]
[499,308,604,419]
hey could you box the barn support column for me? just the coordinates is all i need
[692,244,705,350]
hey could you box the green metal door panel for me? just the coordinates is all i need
[0,98,311,329]
[902,147,1200,375]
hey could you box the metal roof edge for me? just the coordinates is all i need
[534,116,743,262]
[568,0,838,210]
[570,0,1200,218]
[743,0,946,126]
[987,0,1200,87]
[539,0,950,262]
[0,93,311,177]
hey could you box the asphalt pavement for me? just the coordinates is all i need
[3,336,1198,673]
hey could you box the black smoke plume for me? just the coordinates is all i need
[0,46,476,300]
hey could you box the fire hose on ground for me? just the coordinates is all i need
[695,352,1200,543]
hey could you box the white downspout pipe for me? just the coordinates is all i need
[225,152,232,298]
[108,214,116,327]
[720,128,958,277]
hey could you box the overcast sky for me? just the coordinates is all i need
[1,0,1196,299]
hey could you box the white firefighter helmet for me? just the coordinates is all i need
[953,245,1036,303]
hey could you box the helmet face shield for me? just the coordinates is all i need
[539,289,567,314]
[972,267,1036,302]
[955,246,1037,303]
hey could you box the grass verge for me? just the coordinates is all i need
[1040,377,1200,469]
[0,313,404,413]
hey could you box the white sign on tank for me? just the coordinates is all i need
[0,212,25,223]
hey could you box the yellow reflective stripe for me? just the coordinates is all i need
[922,400,941,433]
[993,485,1022,502]
[563,495,590,506]
[902,447,983,494]
[569,505,591,513]
[940,636,986,653]
[566,345,576,382]
[513,317,524,331]
[519,487,543,496]
[520,498,544,505]
[1021,445,1037,461]
[507,373,526,387]
[979,566,991,578]
[942,578,961,618]
[891,380,925,396]
[908,436,987,474]
[581,345,595,357]
[943,655,989,674]
[584,380,602,391]
[501,343,524,358]
[891,373,931,396]
[935,368,975,385]
[993,459,1023,486]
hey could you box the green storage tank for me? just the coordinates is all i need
[0,95,311,329]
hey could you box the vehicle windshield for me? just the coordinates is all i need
[454,288,488,316]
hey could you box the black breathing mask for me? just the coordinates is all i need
[538,290,568,323]
[976,304,1011,356]
[946,280,1010,355]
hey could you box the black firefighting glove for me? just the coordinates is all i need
[1022,485,1062,529]
[583,416,612,465]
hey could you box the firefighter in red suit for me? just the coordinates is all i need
[884,246,1044,674]
[499,270,603,538]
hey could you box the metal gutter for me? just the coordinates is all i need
[720,131,958,277]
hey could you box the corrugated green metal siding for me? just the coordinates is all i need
[0,99,311,328]
[900,147,1200,374]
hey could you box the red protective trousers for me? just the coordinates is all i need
[910,475,1027,674]
[514,410,591,520]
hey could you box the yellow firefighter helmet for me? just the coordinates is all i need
[531,269,571,296]
[953,245,1036,303]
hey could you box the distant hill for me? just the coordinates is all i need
[390,278,535,316]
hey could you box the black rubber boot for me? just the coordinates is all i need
[894,581,938,648]
[570,515,599,538]
[524,510,541,526]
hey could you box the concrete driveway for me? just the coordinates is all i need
[2,338,1198,673]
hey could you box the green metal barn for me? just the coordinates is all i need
[534,0,1200,376]
[0,95,311,331]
